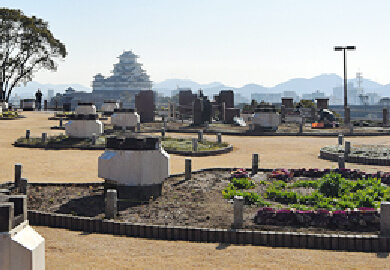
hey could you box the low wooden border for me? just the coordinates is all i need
[26,210,388,252]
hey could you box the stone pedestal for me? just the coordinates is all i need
[75,103,96,115]
[111,109,140,129]
[102,100,119,114]
[0,193,45,270]
[98,136,170,200]
[65,114,103,138]
[252,104,281,131]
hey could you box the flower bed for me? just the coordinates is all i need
[320,145,390,166]
[254,207,380,230]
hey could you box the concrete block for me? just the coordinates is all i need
[378,236,388,252]
[381,202,390,235]
[15,163,22,188]
[347,235,356,251]
[200,228,208,242]
[113,221,121,235]
[145,225,153,238]
[291,232,300,248]
[338,235,347,251]
[331,234,339,250]
[252,154,259,175]
[152,225,159,239]
[283,232,292,248]
[216,229,224,243]
[260,231,268,246]
[245,230,254,245]
[323,234,332,250]
[233,196,244,229]
[371,236,379,253]
[185,159,192,180]
[0,222,45,270]
[362,236,372,252]
[119,223,126,236]
[0,203,14,232]
[338,134,343,145]
[355,235,363,252]
[105,189,117,219]
[208,229,217,243]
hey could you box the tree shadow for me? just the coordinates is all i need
[216,243,230,250]
[377,253,389,258]
[54,194,148,217]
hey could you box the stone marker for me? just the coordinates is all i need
[41,133,47,142]
[345,141,351,155]
[344,106,351,125]
[338,156,345,169]
[161,127,165,137]
[252,153,259,175]
[234,195,244,229]
[381,202,390,235]
[44,100,48,111]
[105,189,117,219]
[26,130,30,139]
[192,138,198,152]
[299,123,303,134]
[19,178,28,195]
[338,134,343,146]
[15,163,22,188]
[92,133,97,145]
[384,108,389,127]
[185,159,192,180]
[217,133,222,144]
[198,130,203,142]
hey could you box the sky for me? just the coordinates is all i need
[3,0,390,88]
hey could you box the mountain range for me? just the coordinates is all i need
[9,73,390,99]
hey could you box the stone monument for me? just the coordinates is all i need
[98,135,170,201]
[65,102,103,138]
[111,108,140,131]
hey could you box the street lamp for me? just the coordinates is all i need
[334,45,356,124]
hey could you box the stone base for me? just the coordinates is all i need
[104,181,162,202]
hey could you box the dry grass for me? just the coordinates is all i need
[2,111,390,269]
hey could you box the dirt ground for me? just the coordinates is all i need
[2,111,390,269]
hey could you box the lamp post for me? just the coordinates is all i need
[334,46,356,124]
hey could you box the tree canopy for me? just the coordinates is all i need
[0,8,67,101]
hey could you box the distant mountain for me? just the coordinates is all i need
[11,73,390,100]
[10,81,91,98]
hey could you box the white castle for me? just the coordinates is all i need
[92,51,152,92]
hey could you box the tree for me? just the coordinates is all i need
[0,8,67,101]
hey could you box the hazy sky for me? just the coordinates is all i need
[3,0,390,88]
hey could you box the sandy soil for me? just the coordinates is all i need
[2,112,390,269]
